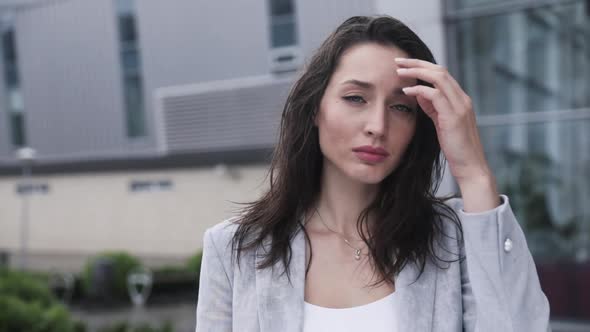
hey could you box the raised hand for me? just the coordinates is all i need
[395,57,500,212]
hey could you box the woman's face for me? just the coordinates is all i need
[315,42,419,184]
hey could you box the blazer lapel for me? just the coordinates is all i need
[255,226,306,332]
[393,258,438,331]
[255,224,438,332]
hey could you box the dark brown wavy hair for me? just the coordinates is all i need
[231,15,462,287]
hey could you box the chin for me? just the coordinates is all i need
[347,166,392,185]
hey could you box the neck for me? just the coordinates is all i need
[312,160,379,239]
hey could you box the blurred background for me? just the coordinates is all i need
[0,0,588,331]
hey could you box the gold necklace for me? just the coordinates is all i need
[314,207,365,260]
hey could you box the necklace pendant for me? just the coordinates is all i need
[354,249,361,260]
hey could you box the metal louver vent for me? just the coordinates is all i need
[154,75,294,154]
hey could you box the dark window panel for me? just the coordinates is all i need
[118,14,137,43]
[2,29,16,61]
[10,112,25,146]
[115,0,146,138]
[269,0,294,16]
[271,18,296,48]
[268,0,297,48]
[124,74,145,138]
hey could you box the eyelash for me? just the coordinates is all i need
[342,96,415,113]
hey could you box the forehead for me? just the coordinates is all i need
[341,42,409,62]
[330,43,414,87]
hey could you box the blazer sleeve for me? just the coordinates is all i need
[195,227,233,332]
[457,195,551,332]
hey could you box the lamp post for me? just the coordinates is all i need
[16,146,36,270]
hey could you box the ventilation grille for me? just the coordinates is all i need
[155,76,294,154]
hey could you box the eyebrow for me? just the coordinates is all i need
[341,79,407,96]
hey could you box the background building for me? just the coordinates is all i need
[0,0,451,268]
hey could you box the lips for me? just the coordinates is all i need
[352,146,390,163]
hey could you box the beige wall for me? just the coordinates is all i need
[0,164,269,270]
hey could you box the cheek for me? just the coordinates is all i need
[401,124,417,147]
[386,118,417,166]
[392,116,417,144]
[317,101,356,150]
[318,117,349,158]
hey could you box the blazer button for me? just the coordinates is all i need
[504,238,513,252]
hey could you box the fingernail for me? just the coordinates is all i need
[394,58,406,62]
[397,68,408,73]
[402,87,411,94]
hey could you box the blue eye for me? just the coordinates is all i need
[393,105,415,113]
[343,96,415,114]
[343,95,366,103]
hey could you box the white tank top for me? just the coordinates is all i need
[303,291,397,332]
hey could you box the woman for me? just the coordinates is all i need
[195,15,551,332]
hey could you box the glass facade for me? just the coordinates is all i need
[268,0,297,48]
[447,0,590,320]
[453,0,514,9]
[1,19,26,147]
[115,0,146,138]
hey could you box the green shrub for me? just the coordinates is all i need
[186,250,202,276]
[82,251,142,300]
[0,269,85,332]
[0,269,54,307]
[0,295,45,332]
[39,302,78,332]
[0,296,83,332]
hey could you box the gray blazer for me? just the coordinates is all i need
[195,195,551,331]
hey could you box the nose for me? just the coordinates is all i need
[364,103,388,138]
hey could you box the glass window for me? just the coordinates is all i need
[114,0,146,138]
[124,75,145,137]
[268,0,297,48]
[269,0,293,16]
[115,0,134,15]
[452,0,516,10]
[10,112,25,147]
[2,29,16,62]
[480,119,590,261]
[122,47,139,73]
[118,14,137,43]
[448,0,590,322]
[455,3,589,116]
[1,24,26,147]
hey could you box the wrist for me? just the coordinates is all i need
[458,174,501,213]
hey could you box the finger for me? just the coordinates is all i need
[402,85,453,121]
[396,67,466,113]
[394,57,442,72]
[395,58,470,108]
[416,95,437,123]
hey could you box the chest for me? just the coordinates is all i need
[232,227,465,332]
[303,231,395,308]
